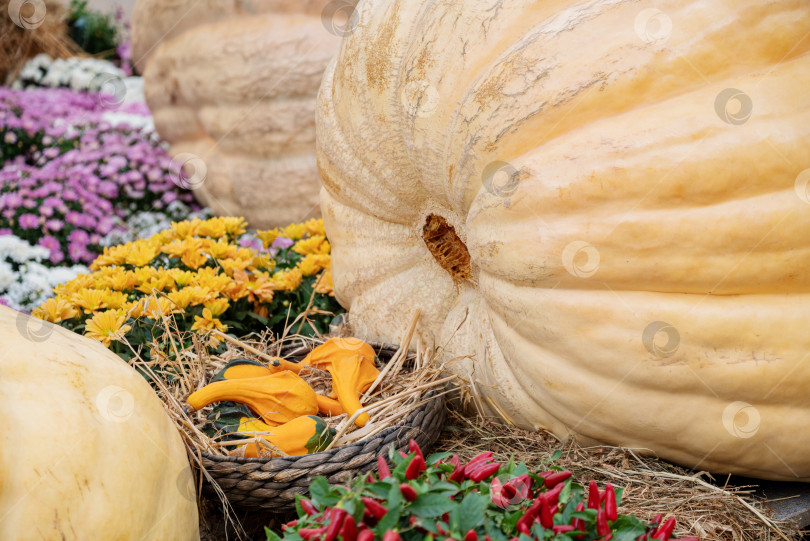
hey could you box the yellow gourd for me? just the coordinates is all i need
[316,0,810,480]
[301,339,379,427]
[187,371,318,425]
[211,358,345,417]
[236,415,336,457]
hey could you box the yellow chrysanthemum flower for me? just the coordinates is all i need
[255,228,279,248]
[194,217,227,238]
[208,238,238,260]
[84,310,131,347]
[191,308,228,345]
[221,217,247,237]
[124,239,161,266]
[271,268,303,292]
[169,269,197,287]
[298,254,331,276]
[53,273,96,296]
[32,298,79,323]
[250,254,273,271]
[170,219,198,240]
[314,269,334,296]
[303,218,325,237]
[72,289,108,313]
[130,296,181,319]
[102,291,129,310]
[219,258,252,276]
[279,223,306,240]
[292,235,329,256]
[204,297,230,317]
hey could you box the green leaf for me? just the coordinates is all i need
[608,516,648,541]
[550,449,562,461]
[265,527,282,541]
[309,477,340,508]
[375,504,401,534]
[409,493,457,518]
[426,452,454,465]
[450,492,488,532]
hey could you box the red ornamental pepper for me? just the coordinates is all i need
[449,464,466,484]
[300,498,318,516]
[504,474,532,499]
[449,454,461,468]
[406,455,427,480]
[362,497,389,519]
[408,439,424,461]
[490,478,509,508]
[469,462,501,482]
[652,517,676,541]
[552,525,575,534]
[340,515,357,541]
[324,508,348,541]
[597,510,611,536]
[466,452,494,471]
[377,456,392,479]
[544,471,572,489]
[544,483,565,506]
[366,473,375,483]
[399,451,409,459]
[636,535,648,541]
[464,530,478,541]
[651,514,663,527]
[604,483,618,521]
[539,498,554,528]
[299,528,326,540]
[400,482,419,502]
[282,520,298,530]
[588,481,601,510]
[603,536,613,541]
[485,537,492,541]
[383,531,401,541]
[357,530,375,541]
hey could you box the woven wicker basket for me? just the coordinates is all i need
[199,342,446,511]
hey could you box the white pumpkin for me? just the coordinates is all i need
[317,0,810,480]
[0,306,199,539]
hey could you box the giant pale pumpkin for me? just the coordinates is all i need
[0,307,199,539]
[317,0,810,480]
[132,0,344,228]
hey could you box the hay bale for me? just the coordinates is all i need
[0,0,82,83]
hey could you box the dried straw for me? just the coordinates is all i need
[0,0,83,83]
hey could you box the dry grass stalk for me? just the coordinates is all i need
[0,0,83,83]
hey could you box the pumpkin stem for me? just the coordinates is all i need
[422,214,471,282]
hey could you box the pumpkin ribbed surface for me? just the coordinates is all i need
[317,0,810,480]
